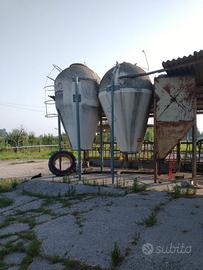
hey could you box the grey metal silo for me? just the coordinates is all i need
[54,63,100,150]
[99,62,153,153]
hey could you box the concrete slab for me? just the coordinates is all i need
[4,252,25,265]
[35,192,169,268]
[119,197,203,270]
[20,180,126,197]
[28,257,63,270]
[0,223,29,236]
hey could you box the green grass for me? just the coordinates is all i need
[22,189,73,208]
[0,197,13,208]
[0,149,55,160]
[64,185,76,197]
[47,255,103,270]
[111,242,123,268]
[18,230,35,241]
[19,238,41,270]
[0,216,16,229]
[169,184,197,199]
[0,241,24,261]
[143,212,157,227]
[26,239,41,257]
[130,179,146,193]
[0,178,23,193]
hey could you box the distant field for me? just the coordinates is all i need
[0,146,58,160]
[0,142,195,161]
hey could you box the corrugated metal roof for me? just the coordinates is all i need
[162,50,203,86]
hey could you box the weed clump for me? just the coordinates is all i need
[131,178,146,193]
[0,197,13,208]
[111,242,123,267]
[169,184,197,199]
[63,175,71,184]
[143,212,157,227]
[65,185,76,197]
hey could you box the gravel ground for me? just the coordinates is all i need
[0,178,203,269]
[0,160,50,179]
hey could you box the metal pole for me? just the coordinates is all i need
[153,90,157,183]
[192,119,197,185]
[177,141,181,171]
[99,108,104,172]
[57,111,62,171]
[110,68,116,185]
[75,76,82,182]
[57,113,62,152]
[118,58,203,80]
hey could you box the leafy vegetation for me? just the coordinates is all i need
[131,178,146,193]
[0,178,23,193]
[20,237,41,269]
[143,212,157,227]
[0,127,70,160]
[111,242,123,268]
[0,197,13,208]
[169,184,197,199]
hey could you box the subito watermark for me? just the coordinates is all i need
[142,242,192,255]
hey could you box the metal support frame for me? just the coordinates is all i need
[192,116,197,185]
[57,113,62,152]
[154,91,158,183]
[99,108,104,172]
[110,79,115,184]
[74,76,82,182]
[57,110,62,170]
[177,141,181,171]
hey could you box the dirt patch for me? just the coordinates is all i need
[0,160,51,179]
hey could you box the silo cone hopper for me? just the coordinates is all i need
[99,62,153,153]
[54,63,100,150]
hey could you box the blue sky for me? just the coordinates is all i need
[1,0,203,135]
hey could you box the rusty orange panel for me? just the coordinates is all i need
[155,76,196,159]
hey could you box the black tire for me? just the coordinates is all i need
[48,151,76,176]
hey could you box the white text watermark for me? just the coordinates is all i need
[142,242,192,255]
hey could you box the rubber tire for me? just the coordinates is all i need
[48,151,76,176]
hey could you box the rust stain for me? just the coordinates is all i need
[155,76,196,159]
[163,83,171,94]
[156,120,194,159]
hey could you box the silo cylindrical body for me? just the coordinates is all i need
[54,63,100,150]
[99,62,153,153]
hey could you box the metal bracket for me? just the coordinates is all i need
[73,94,81,102]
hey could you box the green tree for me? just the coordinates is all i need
[27,132,38,145]
[39,134,57,145]
[145,127,154,141]
[5,128,28,150]
[0,128,7,137]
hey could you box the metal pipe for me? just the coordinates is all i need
[110,76,115,185]
[119,58,203,79]
[153,89,157,183]
[192,119,197,185]
[57,112,62,152]
[75,76,82,182]
[142,50,149,71]
[57,112,62,170]
[99,108,104,172]
[177,141,181,171]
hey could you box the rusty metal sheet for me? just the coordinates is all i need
[155,76,196,159]
[162,50,203,87]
